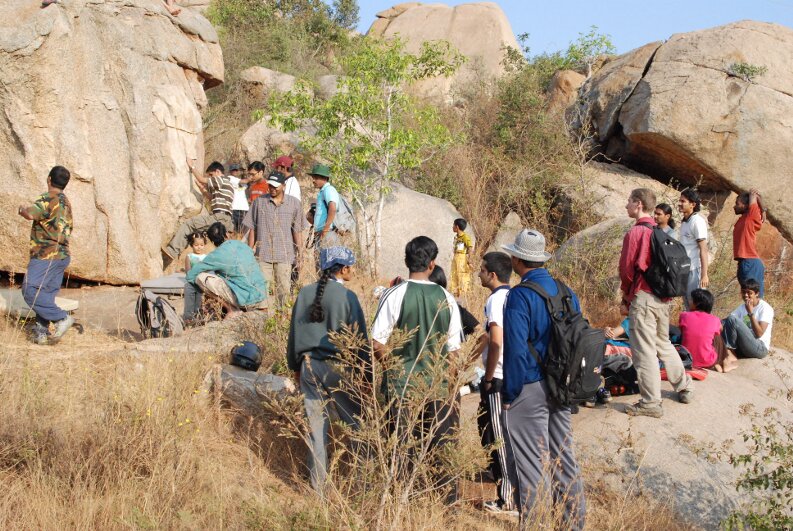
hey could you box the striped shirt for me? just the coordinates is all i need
[207,175,234,215]
[242,194,304,264]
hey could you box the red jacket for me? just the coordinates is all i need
[619,217,660,306]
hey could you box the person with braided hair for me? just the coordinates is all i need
[286,246,369,492]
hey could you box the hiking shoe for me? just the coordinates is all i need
[582,396,597,408]
[32,330,49,345]
[51,315,74,340]
[625,401,663,418]
[483,500,519,518]
[597,387,613,404]
[678,388,694,404]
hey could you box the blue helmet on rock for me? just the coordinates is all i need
[230,341,262,371]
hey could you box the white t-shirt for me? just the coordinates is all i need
[228,176,249,211]
[731,299,774,350]
[680,213,708,270]
[370,279,463,352]
[284,175,301,202]
[482,286,508,380]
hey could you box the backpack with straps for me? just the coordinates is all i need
[518,279,606,407]
[135,289,184,339]
[637,222,691,298]
[324,191,356,234]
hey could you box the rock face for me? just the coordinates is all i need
[239,67,298,103]
[577,21,793,240]
[574,350,793,528]
[376,183,472,280]
[234,119,300,165]
[547,70,585,111]
[367,2,519,100]
[0,0,223,283]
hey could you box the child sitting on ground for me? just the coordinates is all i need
[185,231,208,272]
[679,288,724,370]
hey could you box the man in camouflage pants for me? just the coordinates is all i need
[18,165,74,344]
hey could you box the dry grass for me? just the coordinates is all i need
[0,266,694,530]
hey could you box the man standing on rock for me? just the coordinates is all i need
[162,160,234,269]
[18,165,74,344]
[733,189,766,297]
[619,188,693,418]
[242,171,304,307]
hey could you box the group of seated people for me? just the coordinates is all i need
[596,277,773,404]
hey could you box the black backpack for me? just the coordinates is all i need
[638,222,691,298]
[518,279,606,407]
[135,289,184,339]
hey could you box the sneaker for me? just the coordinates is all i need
[32,330,49,345]
[51,315,74,340]
[583,397,597,408]
[483,500,519,517]
[625,401,663,418]
[678,388,694,404]
[597,387,613,404]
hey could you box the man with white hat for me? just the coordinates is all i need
[500,228,586,530]
[242,170,303,306]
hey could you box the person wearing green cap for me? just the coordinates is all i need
[308,164,341,250]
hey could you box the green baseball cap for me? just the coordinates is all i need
[308,163,332,179]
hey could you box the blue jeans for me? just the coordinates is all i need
[22,257,71,326]
[737,258,765,297]
[722,314,768,359]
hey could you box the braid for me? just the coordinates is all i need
[309,270,332,322]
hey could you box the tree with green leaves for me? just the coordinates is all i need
[267,37,464,275]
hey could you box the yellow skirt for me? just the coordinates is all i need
[449,252,471,297]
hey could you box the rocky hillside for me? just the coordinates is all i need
[0,0,221,283]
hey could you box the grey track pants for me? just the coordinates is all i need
[503,381,586,530]
[300,355,360,493]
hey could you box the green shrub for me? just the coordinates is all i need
[727,62,768,82]
[725,403,793,530]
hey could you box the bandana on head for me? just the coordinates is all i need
[319,246,356,271]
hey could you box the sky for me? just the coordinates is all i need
[355,0,793,55]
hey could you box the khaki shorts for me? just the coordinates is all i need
[195,272,239,309]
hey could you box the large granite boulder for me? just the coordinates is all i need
[0,0,223,283]
[577,21,793,241]
[367,2,519,100]
[234,119,300,165]
[375,182,472,280]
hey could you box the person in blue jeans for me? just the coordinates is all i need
[18,166,75,345]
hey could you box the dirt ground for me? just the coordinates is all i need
[59,285,186,341]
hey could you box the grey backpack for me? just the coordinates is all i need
[135,289,184,338]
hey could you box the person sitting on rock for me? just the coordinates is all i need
[162,160,234,269]
[184,222,267,321]
[720,278,774,372]
[679,288,725,370]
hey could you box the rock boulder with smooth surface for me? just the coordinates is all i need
[577,21,793,241]
[367,2,519,100]
[0,0,223,283]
